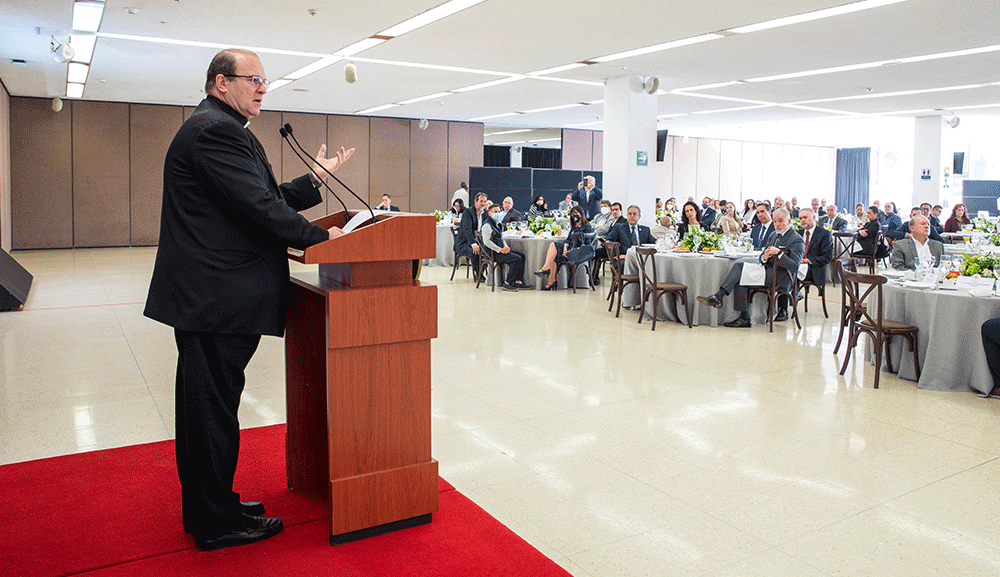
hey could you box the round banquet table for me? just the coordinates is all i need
[621,248,769,327]
[503,235,593,290]
[866,282,1000,395]
[426,224,456,267]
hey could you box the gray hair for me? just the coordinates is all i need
[773,208,790,220]
[797,208,814,217]
[627,204,641,214]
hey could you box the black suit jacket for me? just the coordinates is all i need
[801,226,834,286]
[929,214,944,234]
[750,221,775,250]
[572,187,603,219]
[761,228,805,290]
[606,222,655,254]
[377,205,401,212]
[701,207,717,230]
[144,96,328,337]
[855,219,884,256]
[500,208,525,224]
[817,215,848,232]
[456,207,482,255]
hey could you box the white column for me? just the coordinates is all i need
[912,115,943,207]
[603,76,658,224]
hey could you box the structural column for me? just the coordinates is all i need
[603,76,657,222]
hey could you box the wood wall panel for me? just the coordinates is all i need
[73,101,130,247]
[281,112,327,221]
[130,104,183,245]
[409,119,448,213]
[561,129,593,170]
[10,98,74,249]
[447,121,483,196]
[592,130,603,172]
[253,110,284,185]
[0,84,10,251]
[370,117,411,211]
[719,140,742,203]
[672,136,697,201]
[696,138,721,201]
[327,115,370,210]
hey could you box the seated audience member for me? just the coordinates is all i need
[499,196,525,225]
[742,199,757,224]
[776,208,832,321]
[596,202,625,238]
[700,197,717,231]
[376,193,401,211]
[481,203,532,291]
[810,198,821,215]
[773,197,785,210]
[854,206,888,259]
[749,203,775,250]
[929,204,945,233]
[981,318,1000,397]
[558,193,575,212]
[676,201,703,238]
[697,208,804,328]
[717,202,744,237]
[882,202,903,235]
[457,193,489,279]
[604,205,656,272]
[788,197,800,218]
[591,200,614,231]
[888,207,945,243]
[527,195,549,219]
[853,203,867,226]
[818,204,848,231]
[449,198,465,225]
[890,215,945,270]
[944,203,972,232]
[535,205,595,290]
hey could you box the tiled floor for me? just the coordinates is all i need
[3,247,999,576]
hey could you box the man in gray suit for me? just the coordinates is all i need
[558,193,575,212]
[891,215,945,270]
[817,204,848,232]
[697,208,805,328]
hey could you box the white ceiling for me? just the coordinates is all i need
[2,0,999,148]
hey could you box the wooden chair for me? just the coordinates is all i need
[747,258,801,333]
[557,231,597,294]
[635,247,692,330]
[833,258,862,354]
[797,270,828,318]
[473,231,506,292]
[605,242,639,318]
[838,270,921,389]
[854,229,887,274]
[591,239,610,285]
[449,226,472,281]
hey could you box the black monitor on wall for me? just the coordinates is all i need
[656,129,669,162]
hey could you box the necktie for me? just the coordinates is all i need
[631,226,638,245]
[802,230,810,262]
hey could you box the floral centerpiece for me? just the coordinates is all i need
[958,252,999,278]
[434,210,449,223]
[527,216,562,236]
[678,226,723,252]
[791,217,802,232]
[973,218,998,234]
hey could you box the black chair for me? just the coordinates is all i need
[747,258,801,333]
[634,247,692,330]
[556,231,597,294]
[473,231,506,292]
[605,242,639,318]
[854,229,887,274]
[838,270,920,389]
[591,239,610,285]
[449,227,472,281]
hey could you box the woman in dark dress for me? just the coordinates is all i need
[535,205,594,290]
[944,203,972,232]
[675,200,702,238]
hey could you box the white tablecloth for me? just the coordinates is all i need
[866,283,999,395]
[622,249,769,327]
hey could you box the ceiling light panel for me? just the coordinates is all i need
[72,1,106,33]
[378,0,487,37]
[69,35,98,64]
[728,0,909,34]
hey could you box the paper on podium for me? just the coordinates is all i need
[343,210,375,233]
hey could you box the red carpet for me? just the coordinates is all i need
[3,425,569,577]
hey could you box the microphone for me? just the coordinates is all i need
[344,63,357,84]
[279,125,348,217]
[281,123,376,226]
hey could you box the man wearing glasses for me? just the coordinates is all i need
[145,49,354,551]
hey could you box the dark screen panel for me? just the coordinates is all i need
[963,180,1000,216]
[469,167,532,190]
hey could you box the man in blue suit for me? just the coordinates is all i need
[572,175,603,219]
[605,205,655,272]
[749,203,775,250]
[700,197,717,231]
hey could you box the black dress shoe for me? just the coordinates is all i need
[533,269,551,277]
[196,514,284,552]
[501,283,518,292]
[513,282,534,290]
[774,309,789,322]
[723,317,751,328]
[593,277,601,286]
[697,295,723,309]
[241,501,265,516]
[541,281,558,291]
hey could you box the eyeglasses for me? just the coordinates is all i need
[225,75,269,89]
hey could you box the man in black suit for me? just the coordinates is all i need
[929,204,945,233]
[572,175,603,219]
[498,196,524,225]
[817,204,848,232]
[776,208,832,321]
[698,208,805,327]
[604,205,655,273]
[700,197,717,231]
[144,49,354,551]
[887,207,945,243]
[376,193,401,211]
[456,192,488,280]
[749,203,775,250]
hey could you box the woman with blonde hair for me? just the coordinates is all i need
[717,202,744,237]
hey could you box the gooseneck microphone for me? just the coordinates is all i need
[279,125,349,217]
[281,123,376,226]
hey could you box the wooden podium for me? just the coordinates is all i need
[284,210,438,545]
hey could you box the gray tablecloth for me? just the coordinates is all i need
[867,283,999,395]
[622,249,769,327]
[424,224,455,267]
[503,235,592,290]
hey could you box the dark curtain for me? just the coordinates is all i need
[484,145,511,167]
[522,148,561,169]
[835,147,870,212]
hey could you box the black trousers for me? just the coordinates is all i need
[981,319,1000,391]
[492,249,525,285]
[175,329,261,536]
